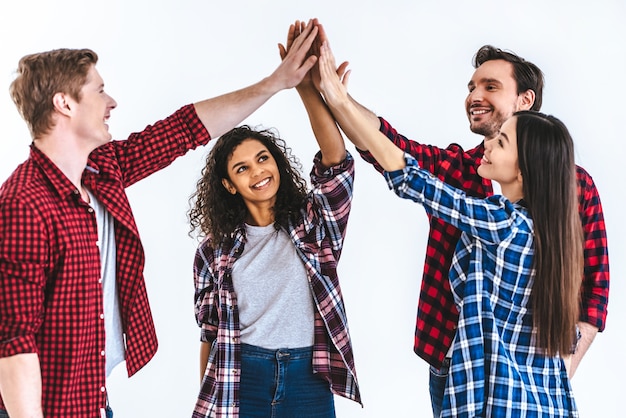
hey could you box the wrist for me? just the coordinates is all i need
[296,84,318,97]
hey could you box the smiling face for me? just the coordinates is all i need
[466,59,529,141]
[477,116,523,200]
[221,138,281,223]
[69,65,117,151]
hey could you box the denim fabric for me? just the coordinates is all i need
[429,357,450,418]
[239,343,335,418]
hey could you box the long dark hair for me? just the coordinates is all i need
[515,110,583,355]
[188,125,308,245]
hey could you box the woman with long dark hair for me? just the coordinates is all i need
[187,23,361,418]
[318,41,581,417]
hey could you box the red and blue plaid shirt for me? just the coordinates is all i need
[0,104,210,417]
[193,153,360,418]
[358,117,610,368]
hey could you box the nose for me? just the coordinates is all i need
[250,164,264,178]
[468,87,483,103]
[108,94,118,110]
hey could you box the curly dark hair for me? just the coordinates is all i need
[189,125,308,244]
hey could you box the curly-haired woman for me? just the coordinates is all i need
[187,22,361,418]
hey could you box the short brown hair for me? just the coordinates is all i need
[10,48,98,139]
[473,45,544,111]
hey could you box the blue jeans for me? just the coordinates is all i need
[429,357,450,418]
[239,343,335,418]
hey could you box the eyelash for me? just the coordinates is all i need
[235,155,269,173]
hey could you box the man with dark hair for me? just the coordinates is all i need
[315,23,609,417]
[0,20,319,418]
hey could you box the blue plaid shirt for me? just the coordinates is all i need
[192,152,360,418]
[386,154,577,417]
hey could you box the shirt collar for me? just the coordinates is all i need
[29,143,100,200]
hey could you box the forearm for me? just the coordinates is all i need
[326,94,380,152]
[193,76,282,140]
[297,86,346,167]
[199,341,211,383]
[328,98,404,171]
[348,94,381,134]
[0,353,43,417]
[567,321,598,378]
[195,19,318,140]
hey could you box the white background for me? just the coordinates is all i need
[1,1,624,417]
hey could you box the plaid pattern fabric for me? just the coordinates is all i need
[358,117,610,368]
[0,105,210,417]
[386,154,578,417]
[193,153,360,418]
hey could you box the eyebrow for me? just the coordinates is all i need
[500,131,510,143]
[231,149,267,171]
[468,77,503,88]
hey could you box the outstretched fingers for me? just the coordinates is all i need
[273,19,319,89]
[319,41,349,106]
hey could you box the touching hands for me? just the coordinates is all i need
[318,40,351,109]
[279,20,316,91]
[271,19,318,91]
[280,19,350,94]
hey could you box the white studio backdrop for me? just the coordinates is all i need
[1,1,624,417]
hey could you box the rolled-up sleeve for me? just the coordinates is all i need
[0,198,47,357]
[193,243,219,342]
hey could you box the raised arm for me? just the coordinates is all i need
[193,19,319,139]
[313,20,380,151]
[280,20,346,167]
[318,40,405,170]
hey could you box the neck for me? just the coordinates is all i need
[245,203,275,227]
[34,134,92,192]
[500,182,524,202]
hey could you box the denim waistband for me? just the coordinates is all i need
[241,343,313,360]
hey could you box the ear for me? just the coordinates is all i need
[221,178,236,195]
[518,89,535,110]
[52,92,72,116]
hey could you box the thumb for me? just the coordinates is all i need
[278,43,287,60]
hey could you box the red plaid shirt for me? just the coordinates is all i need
[0,104,210,417]
[358,117,610,368]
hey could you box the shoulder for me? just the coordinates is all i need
[574,164,604,206]
[1,159,51,208]
[575,164,597,188]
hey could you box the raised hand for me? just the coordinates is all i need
[280,19,350,93]
[318,40,351,108]
[271,19,318,91]
[279,20,316,91]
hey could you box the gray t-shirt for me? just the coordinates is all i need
[232,223,315,349]
[87,190,125,376]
